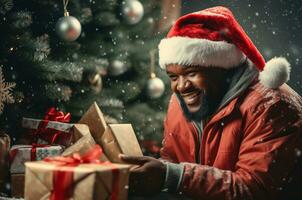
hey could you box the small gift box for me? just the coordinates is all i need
[10,144,63,174]
[62,124,109,162]
[24,145,130,200]
[79,102,143,163]
[22,107,73,146]
[22,118,73,147]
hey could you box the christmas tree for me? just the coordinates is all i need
[0,0,174,156]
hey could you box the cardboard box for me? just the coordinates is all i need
[25,161,130,200]
[79,103,143,163]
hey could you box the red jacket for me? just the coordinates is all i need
[161,80,302,200]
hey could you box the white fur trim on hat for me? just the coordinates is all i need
[259,57,291,89]
[158,36,246,69]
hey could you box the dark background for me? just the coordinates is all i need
[181,0,302,95]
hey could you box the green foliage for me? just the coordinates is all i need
[0,0,13,15]
[0,0,169,150]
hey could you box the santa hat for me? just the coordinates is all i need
[158,6,290,89]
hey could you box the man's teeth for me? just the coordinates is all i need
[186,92,201,103]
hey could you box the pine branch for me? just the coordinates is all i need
[0,0,13,15]
[44,83,72,102]
[15,34,50,62]
[9,11,32,30]
[35,61,83,82]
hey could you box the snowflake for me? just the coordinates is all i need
[0,66,16,114]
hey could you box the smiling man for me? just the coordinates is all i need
[121,6,302,200]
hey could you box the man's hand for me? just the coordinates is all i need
[120,155,166,196]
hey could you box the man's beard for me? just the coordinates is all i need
[190,92,215,120]
[177,91,217,121]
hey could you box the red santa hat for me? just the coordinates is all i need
[158,6,290,89]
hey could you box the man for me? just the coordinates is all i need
[121,6,302,200]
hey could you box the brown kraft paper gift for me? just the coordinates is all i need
[62,124,109,161]
[79,102,142,163]
[25,161,130,200]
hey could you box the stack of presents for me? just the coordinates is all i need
[0,102,143,199]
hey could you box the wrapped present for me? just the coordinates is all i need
[10,144,63,174]
[22,107,72,146]
[25,145,130,200]
[79,102,142,163]
[0,133,10,192]
[11,174,24,198]
[62,124,109,162]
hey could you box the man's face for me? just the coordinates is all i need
[166,64,227,114]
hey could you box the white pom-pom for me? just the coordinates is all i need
[259,57,291,89]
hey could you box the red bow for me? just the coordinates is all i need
[44,145,119,200]
[43,107,71,122]
[33,107,71,145]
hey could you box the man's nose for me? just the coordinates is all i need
[177,77,190,92]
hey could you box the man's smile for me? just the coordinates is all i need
[181,90,203,106]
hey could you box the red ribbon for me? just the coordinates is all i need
[32,107,71,145]
[44,145,120,200]
[9,144,50,164]
[30,143,50,161]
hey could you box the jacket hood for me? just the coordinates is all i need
[217,59,259,111]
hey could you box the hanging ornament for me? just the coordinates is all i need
[0,66,16,114]
[88,73,102,93]
[56,0,82,42]
[146,50,165,98]
[121,0,144,25]
[109,59,128,76]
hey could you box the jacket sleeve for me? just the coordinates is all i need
[179,97,302,200]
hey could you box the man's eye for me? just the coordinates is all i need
[169,76,177,81]
[188,72,196,77]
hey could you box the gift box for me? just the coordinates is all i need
[22,117,74,147]
[79,102,142,163]
[11,174,24,198]
[24,145,130,200]
[62,124,109,162]
[0,133,10,192]
[10,144,63,174]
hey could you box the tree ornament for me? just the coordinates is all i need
[0,66,16,114]
[147,73,165,98]
[121,0,144,25]
[88,73,102,93]
[109,60,128,76]
[56,0,81,42]
[146,50,165,98]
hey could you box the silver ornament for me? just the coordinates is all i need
[147,76,165,98]
[122,0,144,25]
[56,15,81,42]
[109,60,128,76]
